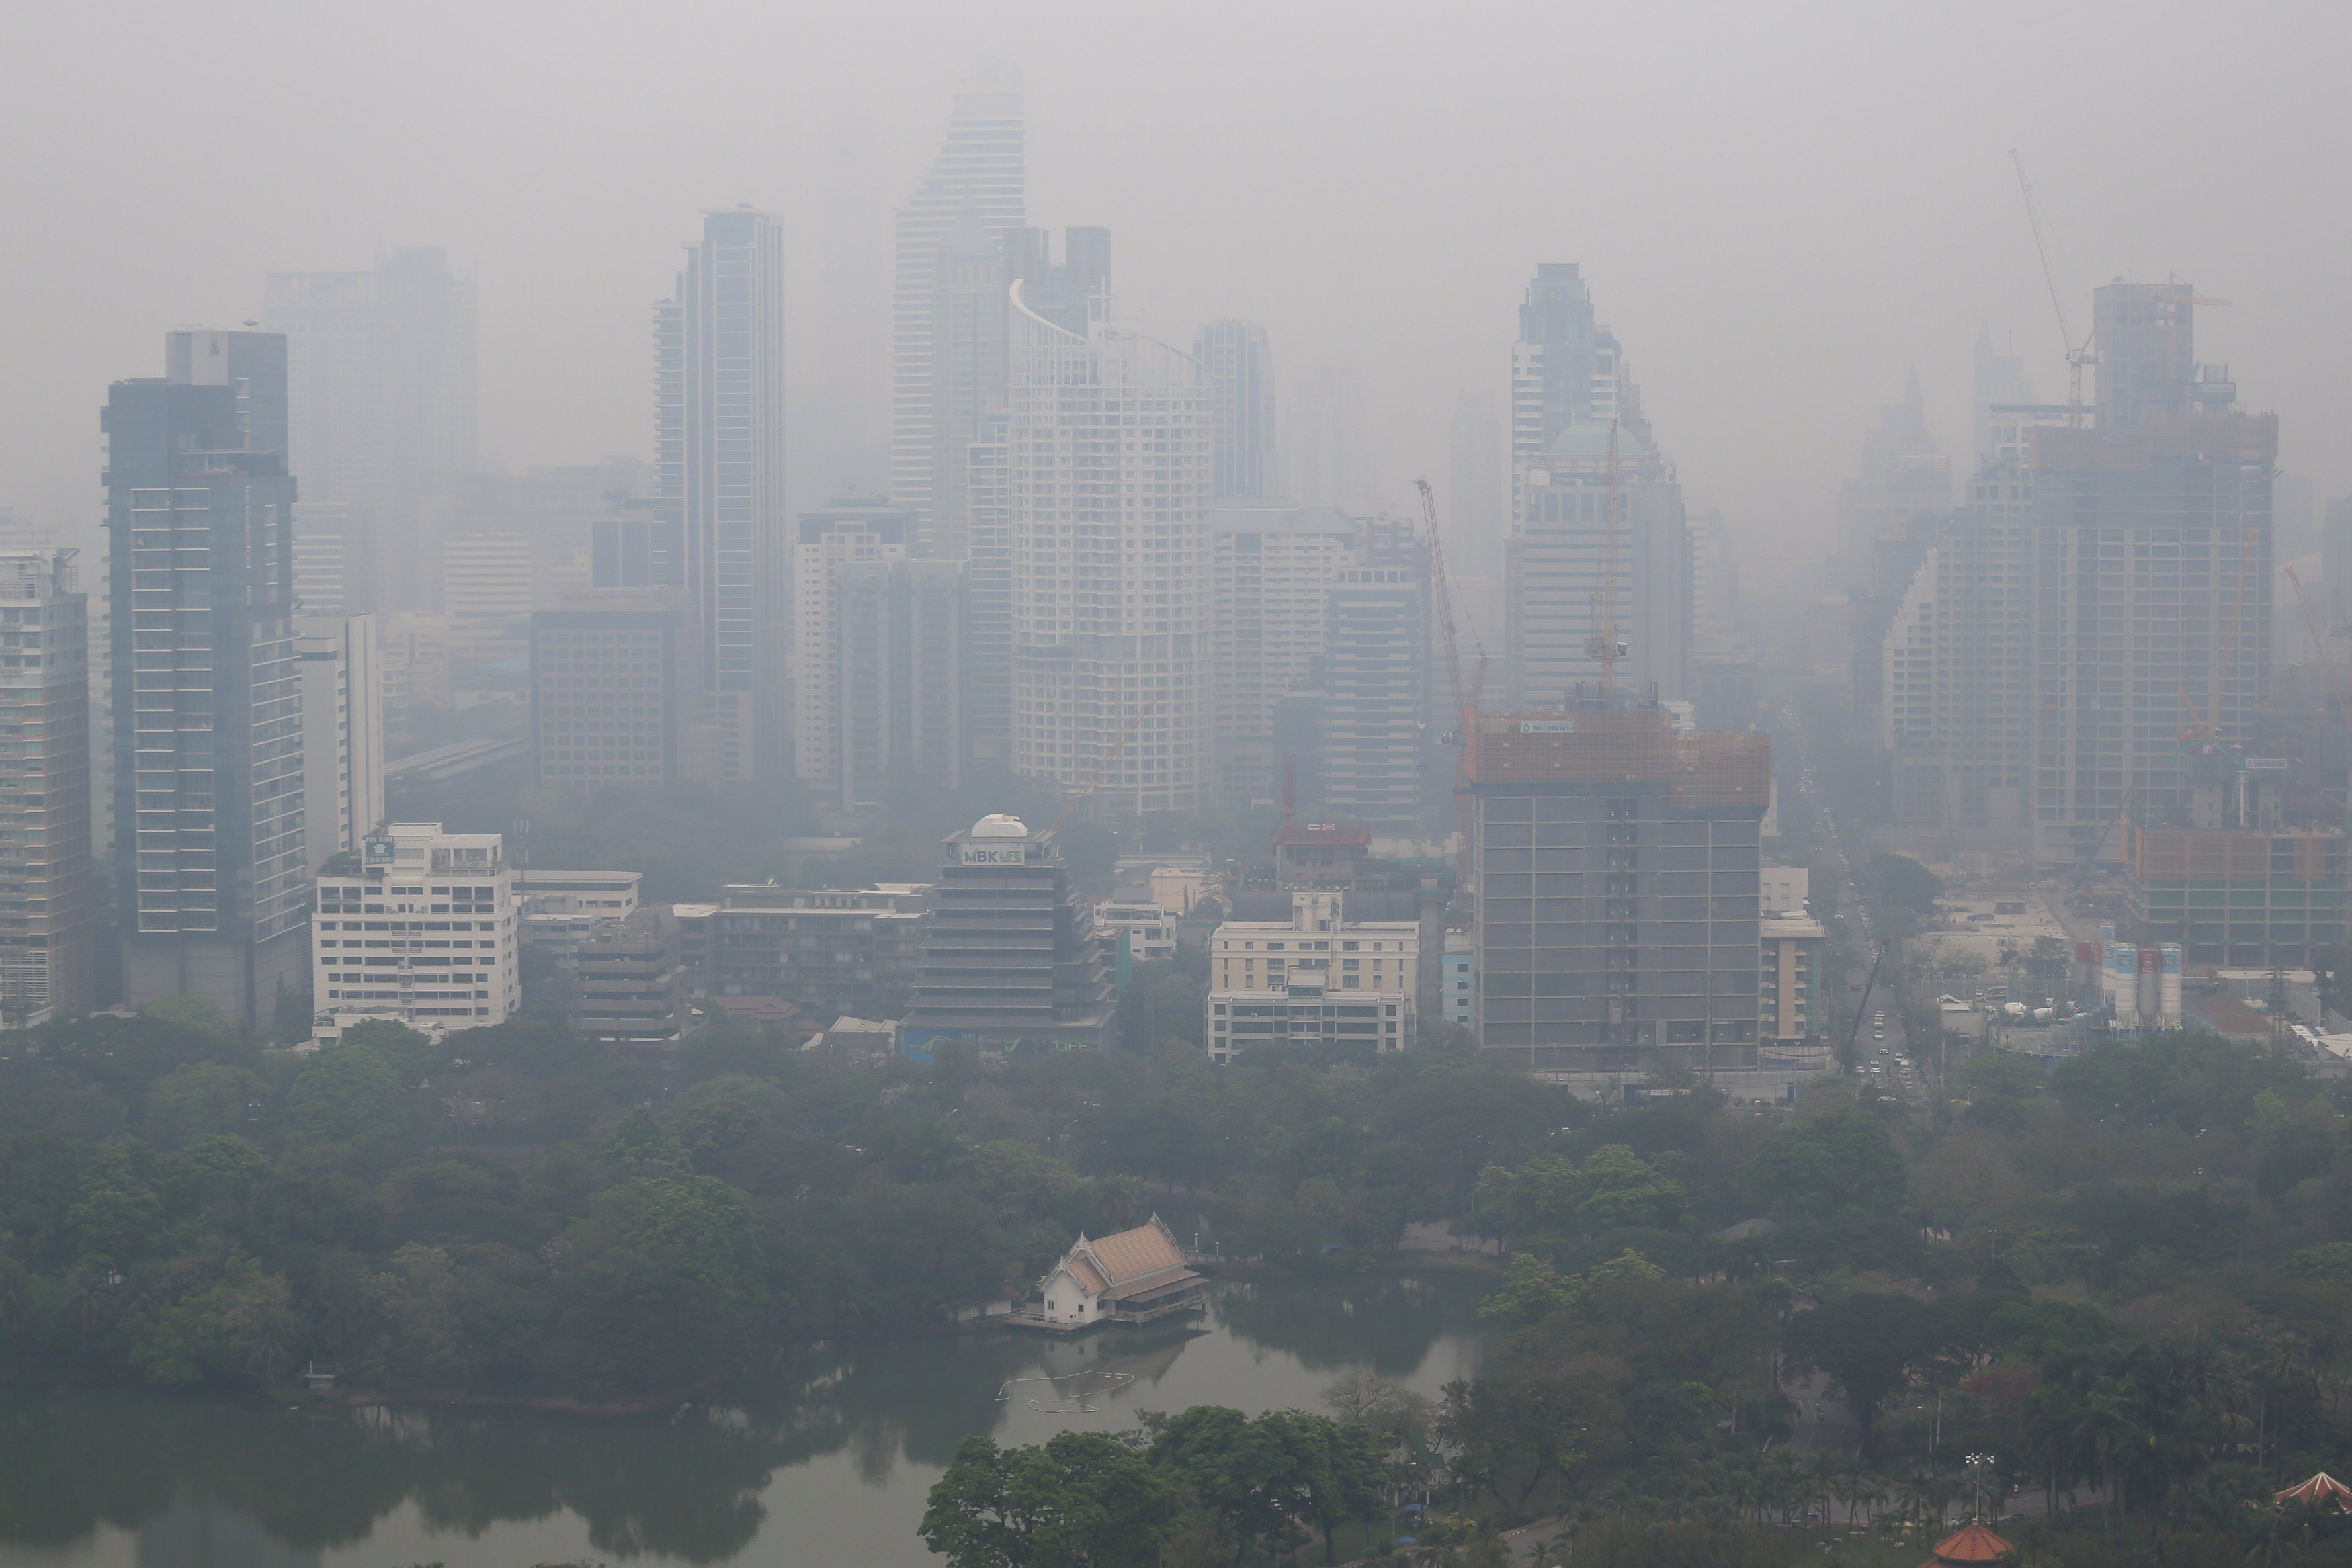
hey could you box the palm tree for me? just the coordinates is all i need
[1810,1450,1838,1532]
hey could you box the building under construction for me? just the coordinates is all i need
[1466,693,1771,1081]
[2121,754,2347,964]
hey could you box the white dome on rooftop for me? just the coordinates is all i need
[971,814,1030,838]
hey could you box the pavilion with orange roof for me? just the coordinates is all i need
[1918,1520,2013,1568]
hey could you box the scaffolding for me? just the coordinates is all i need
[1467,703,1769,812]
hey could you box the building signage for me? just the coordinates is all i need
[960,844,1029,866]
[1519,720,1577,734]
[363,836,397,866]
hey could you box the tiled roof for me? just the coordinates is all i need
[1920,1522,2013,1565]
[1089,1220,1187,1282]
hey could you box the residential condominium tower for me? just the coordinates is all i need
[1195,320,1279,500]
[654,209,788,782]
[101,331,308,1026]
[1007,286,1213,815]
[0,549,99,1023]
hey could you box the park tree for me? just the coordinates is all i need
[1780,1291,1937,1446]
[1737,1108,1906,1217]
[921,1430,1181,1568]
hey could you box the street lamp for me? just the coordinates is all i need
[1964,1452,1994,1520]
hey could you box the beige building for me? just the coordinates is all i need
[1203,890,1419,1062]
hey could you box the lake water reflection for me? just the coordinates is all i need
[0,1272,1493,1568]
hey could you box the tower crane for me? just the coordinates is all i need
[1415,478,1482,828]
[2011,150,2098,425]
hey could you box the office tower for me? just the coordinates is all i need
[1202,889,1419,1063]
[1505,419,1690,707]
[830,558,964,806]
[1288,369,1375,510]
[1210,505,1357,808]
[1324,555,1429,831]
[1512,266,1624,517]
[900,813,1115,1053]
[1759,912,1829,1067]
[457,458,650,614]
[1833,372,1954,589]
[1195,321,1279,500]
[892,70,1026,539]
[1972,321,2038,462]
[528,597,701,789]
[2324,496,2352,593]
[927,218,1016,563]
[295,613,384,875]
[0,549,97,1022]
[263,249,476,616]
[653,209,788,783]
[788,492,909,794]
[309,820,517,1041]
[293,504,374,613]
[101,331,307,1027]
[2031,286,2274,873]
[1466,699,1771,1082]
[1007,288,1212,814]
[1448,390,1504,634]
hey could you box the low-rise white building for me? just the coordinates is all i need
[312,822,520,1043]
[1204,890,1419,1063]
[517,868,643,957]
[1032,1217,1204,1329]
[1090,902,1178,966]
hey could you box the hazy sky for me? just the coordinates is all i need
[5,0,2347,564]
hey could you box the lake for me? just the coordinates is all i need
[0,1272,1495,1568]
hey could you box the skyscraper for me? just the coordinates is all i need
[1195,321,1279,500]
[1511,265,1623,516]
[1505,372,1688,704]
[0,549,98,1023]
[1971,320,2038,462]
[102,331,307,1027]
[263,248,476,617]
[792,493,912,795]
[892,70,1026,541]
[1007,288,1212,815]
[2031,286,2271,872]
[653,209,788,782]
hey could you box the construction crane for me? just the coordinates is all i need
[1048,687,1167,834]
[2011,150,2098,425]
[1581,420,1627,695]
[2285,566,2352,728]
[1415,478,1481,828]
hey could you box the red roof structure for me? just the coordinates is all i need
[1918,1522,2013,1567]
[2276,1473,2352,1512]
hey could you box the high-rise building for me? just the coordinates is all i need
[1007,288,1213,814]
[892,70,1026,541]
[792,494,911,793]
[1323,555,1429,832]
[529,597,702,789]
[0,549,98,1023]
[442,531,534,661]
[1288,369,1376,511]
[309,820,517,1041]
[1466,698,1771,1085]
[295,612,384,875]
[900,813,1115,1053]
[1971,320,2038,462]
[1506,420,1689,707]
[829,558,964,807]
[1511,265,1623,518]
[263,248,476,616]
[1195,321,1279,500]
[101,331,308,1027]
[653,210,788,783]
[1209,505,1357,809]
[2030,290,2273,871]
